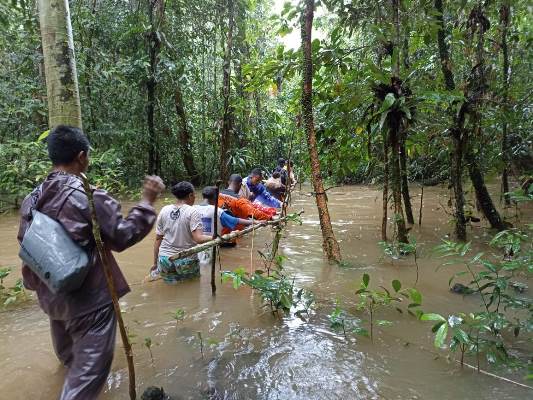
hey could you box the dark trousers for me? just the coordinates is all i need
[50,304,117,400]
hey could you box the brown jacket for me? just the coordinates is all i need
[17,171,156,320]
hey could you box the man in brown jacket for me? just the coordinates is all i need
[17,125,165,399]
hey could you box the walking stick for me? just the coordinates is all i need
[81,173,137,400]
[211,180,222,295]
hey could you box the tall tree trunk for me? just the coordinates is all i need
[174,85,200,185]
[400,139,414,224]
[390,0,409,243]
[500,1,511,205]
[219,0,235,182]
[146,0,162,175]
[301,0,341,263]
[434,0,467,241]
[467,3,506,232]
[38,0,82,128]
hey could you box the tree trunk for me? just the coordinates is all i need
[467,3,506,232]
[434,0,467,240]
[301,0,341,263]
[400,139,414,224]
[390,0,409,243]
[174,85,200,185]
[500,1,511,205]
[146,0,161,175]
[382,134,389,241]
[466,128,507,232]
[38,0,82,129]
[219,0,235,182]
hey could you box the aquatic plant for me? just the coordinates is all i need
[423,223,532,372]
[222,264,314,316]
[355,274,423,342]
[144,337,154,365]
[0,267,27,308]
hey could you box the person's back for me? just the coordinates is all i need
[157,203,200,255]
[17,125,164,400]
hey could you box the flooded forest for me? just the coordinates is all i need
[0,0,532,399]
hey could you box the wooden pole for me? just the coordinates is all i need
[169,210,304,261]
[211,182,221,295]
[80,173,136,400]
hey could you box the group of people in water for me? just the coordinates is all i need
[148,161,296,284]
[15,125,296,399]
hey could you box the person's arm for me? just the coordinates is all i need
[220,210,254,229]
[191,228,212,244]
[94,176,164,252]
[152,234,163,271]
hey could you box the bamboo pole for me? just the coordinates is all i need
[80,173,136,400]
[169,210,304,261]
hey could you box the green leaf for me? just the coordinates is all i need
[381,93,396,112]
[362,273,370,288]
[408,288,422,304]
[37,130,50,142]
[392,279,401,292]
[421,313,446,322]
[434,322,448,348]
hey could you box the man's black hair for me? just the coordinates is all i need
[250,168,263,177]
[272,171,281,179]
[47,125,90,165]
[202,186,218,201]
[228,174,242,184]
[277,158,285,167]
[171,181,194,199]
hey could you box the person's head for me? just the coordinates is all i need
[47,125,90,173]
[141,386,168,400]
[285,160,294,168]
[202,186,218,205]
[250,168,263,185]
[277,158,285,167]
[272,171,281,179]
[171,181,195,205]
[227,174,242,193]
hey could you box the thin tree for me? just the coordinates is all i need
[301,0,342,263]
[174,84,200,185]
[219,0,235,182]
[434,0,467,240]
[146,0,164,175]
[500,0,511,206]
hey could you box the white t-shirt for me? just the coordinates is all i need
[194,204,223,237]
[156,204,203,258]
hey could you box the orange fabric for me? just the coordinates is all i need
[218,194,273,221]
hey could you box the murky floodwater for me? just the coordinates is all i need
[0,184,531,399]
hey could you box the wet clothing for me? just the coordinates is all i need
[194,204,240,237]
[273,166,288,186]
[17,171,156,320]
[18,171,156,400]
[157,256,200,284]
[265,176,286,200]
[155,204,202,260]
[218,194,275,221]
[244,176,282,208]
[51,304,116,400]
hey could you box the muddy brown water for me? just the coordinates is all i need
[0,185,531,400]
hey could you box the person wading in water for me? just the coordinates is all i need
[17,125,165,400]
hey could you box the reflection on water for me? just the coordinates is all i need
[0,184,531,399]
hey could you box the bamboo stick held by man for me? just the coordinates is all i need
[17,125,165,400]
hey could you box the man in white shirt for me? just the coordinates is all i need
[195,186,254,236]
[151,182,211,284]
